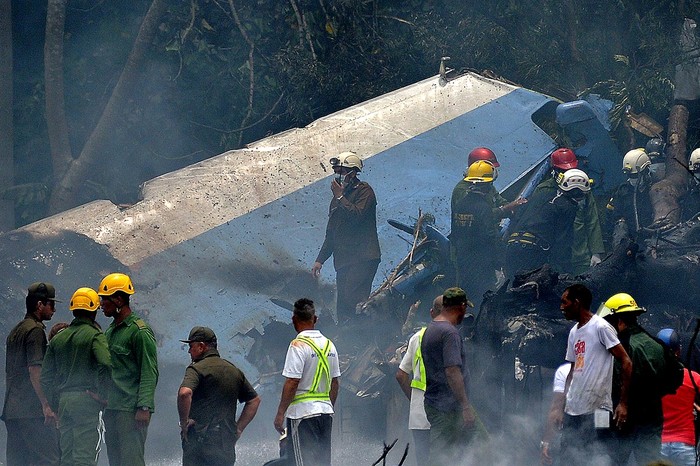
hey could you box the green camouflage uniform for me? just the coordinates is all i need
[41,316,112,466]
[104,313,158,466]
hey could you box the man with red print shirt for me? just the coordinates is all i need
[557,283,632,466]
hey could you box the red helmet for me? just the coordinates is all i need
[551,148,578,170]
[468,147,500,167]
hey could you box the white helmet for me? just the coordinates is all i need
[622,149,651,175]
[689,148,700,172]
[330,151,363,172]
[557,169,591,192]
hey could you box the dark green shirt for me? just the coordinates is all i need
[535,177,605,274]
[105,313,158,412]
[2,315,47,419]
[180,349,258,427]
[41,317,112,409]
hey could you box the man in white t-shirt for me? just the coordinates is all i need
[274,298,341,466]
[557,284,632,466]
[395,295,443,465]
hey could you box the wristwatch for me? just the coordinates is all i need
[138,406,150,412]
[540,441,549,449]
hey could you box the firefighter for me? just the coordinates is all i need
[507,169,593,277]
[41,287,112,466]
[312,152,381,319]
[533,148,605,275]
[605,149,654,245]
[454,147,526,220]
[597,293,672,465]
[449,160,502,306]
[98,273,158,466]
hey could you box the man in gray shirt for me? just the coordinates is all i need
[421,287,486,466]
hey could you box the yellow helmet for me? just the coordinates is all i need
[465,160,497,183]
[98,273,135,296]
[69,287,100,312]
[597,292,645,319]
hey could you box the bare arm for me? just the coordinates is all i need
[330,377,339,406]
[445,365,475,428]
[396,369,412,400]
[29,365,57,426]
[609,343,632,427]
[274,377,300,434]
[236,395,260,438]
[541,392,566,464]
[177,387,195,440]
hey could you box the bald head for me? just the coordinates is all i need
[430,295,443,319]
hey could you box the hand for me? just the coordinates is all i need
[331,179,344,198]
[42,404,58,428]
[85,390,107,407]
[590,254,602,266]
[134,409,151,429]
[274,413,286,434]
[312,261,323,278]
[501,198,527,215]
[540,441,552,465]
[461,405,476,429]
[180,418,195,442]
[612,403,627,429]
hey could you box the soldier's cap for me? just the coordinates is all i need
[27,282,61,302]
[442,287,474,308]
[180,326,217,344]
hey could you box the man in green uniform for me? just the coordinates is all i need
[533,148,605,275]
[2,281,61,466]
[178,326,260,465]
[41,287,112,466]
[98,272,158,466]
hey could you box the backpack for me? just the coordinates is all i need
[652,332,685,396]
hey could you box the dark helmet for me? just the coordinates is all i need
[656,328,680,352]
[551,148,578,170]
[645,138,665,158]
[468,147,500,167]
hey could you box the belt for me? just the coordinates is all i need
[507,232,550,251]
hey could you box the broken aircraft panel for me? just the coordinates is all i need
[2,72,620,379]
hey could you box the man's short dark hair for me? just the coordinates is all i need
[111,291,130,305]
[565,283,592,310]
[293,298,315,322]
[26,295,43,314]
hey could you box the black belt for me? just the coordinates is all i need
[507,232,550,251]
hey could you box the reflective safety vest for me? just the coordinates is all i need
[291,335,332,405]
[410,327,427,391]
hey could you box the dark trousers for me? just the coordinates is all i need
[424,404,487,466]
[602,422,662,466]
[288,415,332,466]
[4,417,60,466]
[335,259,379,317]
[559,414,611,466]
[182,421,237,466]
[505,241,548,279]
[103,409,148,466]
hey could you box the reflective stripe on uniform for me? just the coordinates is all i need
[290,336,332,405]
[410,327,427,391]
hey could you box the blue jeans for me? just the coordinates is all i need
[660,441,697,466]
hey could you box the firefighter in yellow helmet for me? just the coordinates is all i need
[312,152,381,318]
[98,273,158,466]
[449,160,502,307]
[597,292,671,465]
[41,288,112,466]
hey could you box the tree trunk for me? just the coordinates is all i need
[650,104,690,226]
[0,0,15,231]
[48,0,167,213]
[44,0,73,184]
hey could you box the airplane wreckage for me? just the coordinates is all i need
[2,69,699,449]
